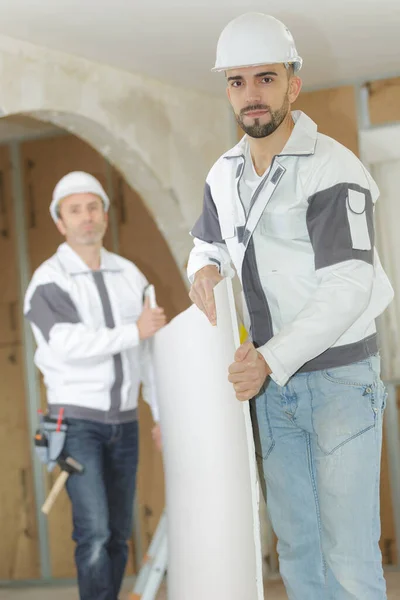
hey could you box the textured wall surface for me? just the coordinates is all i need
[0,34,234,274]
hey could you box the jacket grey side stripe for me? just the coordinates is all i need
[92,271,124,421]
[307,183,374,269]
[48,403,137,425]
[298,333,378,374]
[25,283,81,342]
[191,182,225,243]
[242,239,274,348]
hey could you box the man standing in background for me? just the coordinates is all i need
[24,171,165,600]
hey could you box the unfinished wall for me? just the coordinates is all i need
[0,34,232,275]
[293,85,359,154]
[368,77,400,125]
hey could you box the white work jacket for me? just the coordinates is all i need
[24,243,159,423]
[188,111,394,386]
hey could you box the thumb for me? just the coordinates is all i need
[235,341,253,362]
[143,295,151,309]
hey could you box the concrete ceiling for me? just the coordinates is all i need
[0,0,398,95]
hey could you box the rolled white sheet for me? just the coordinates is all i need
[153,278,263,600]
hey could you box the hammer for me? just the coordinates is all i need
[42,456,84,515]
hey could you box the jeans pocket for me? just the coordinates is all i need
[313,374,378,455]
[250,395,275,460]
[322,358,374,387]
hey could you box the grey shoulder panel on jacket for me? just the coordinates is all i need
[191,181,224,243]
[307,182,374,270]
[25,283,81,342]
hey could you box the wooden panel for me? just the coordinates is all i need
[0,144,39,581]
[368,77,400,126]
[0,346,40,579]
[0,302,20,345]
[136,397,166,551]
[293,86,359,155]
[116,170,190,549]
[0,145,19,307]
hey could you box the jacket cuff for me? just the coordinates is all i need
[257,345,290,387]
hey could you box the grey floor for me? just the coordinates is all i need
[0,572,399,599]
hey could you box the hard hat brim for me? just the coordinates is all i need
[212,58,303,73]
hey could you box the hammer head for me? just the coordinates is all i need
[58,455,84,475]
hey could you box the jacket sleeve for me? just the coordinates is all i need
[258,151,378,386]
[187,179,235,283]
[24,279,140,362]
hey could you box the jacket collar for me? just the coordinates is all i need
[223,110,318,160]
[56,243,122,275]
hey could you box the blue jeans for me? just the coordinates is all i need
[252,355,387,600]
[63,419,139,600]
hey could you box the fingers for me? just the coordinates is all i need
[202,280,217,325]
[232,380,259,401]
[189,286,208,319]
[228,358,258,377]
[158,317,167,326]
[189,282,216,326]
[228,345,269,402]
[232,381,254,393]
[234,341,257,362]
[236,390,256,402]
[151,314,167,330]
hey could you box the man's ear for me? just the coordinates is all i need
[288,76,302,105]
[55,217,66,236]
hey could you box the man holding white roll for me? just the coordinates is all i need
[24,171,165,600]
[188,13,393,600]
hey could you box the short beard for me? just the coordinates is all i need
[236,95,290,139]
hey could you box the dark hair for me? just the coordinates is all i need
[286,63,295,78]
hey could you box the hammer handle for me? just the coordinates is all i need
[42,470,70,515]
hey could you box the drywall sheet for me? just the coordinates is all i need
[153,278,263,600]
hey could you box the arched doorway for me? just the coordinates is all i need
[0,112,190,582]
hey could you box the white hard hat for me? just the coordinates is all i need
[213,13,302,73]
[50,171,110,222]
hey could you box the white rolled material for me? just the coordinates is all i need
[153,279,263,600]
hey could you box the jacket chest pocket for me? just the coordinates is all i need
[259,211,309,241]
[258,210,314,274]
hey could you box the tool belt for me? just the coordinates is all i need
[34,409,67,472]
